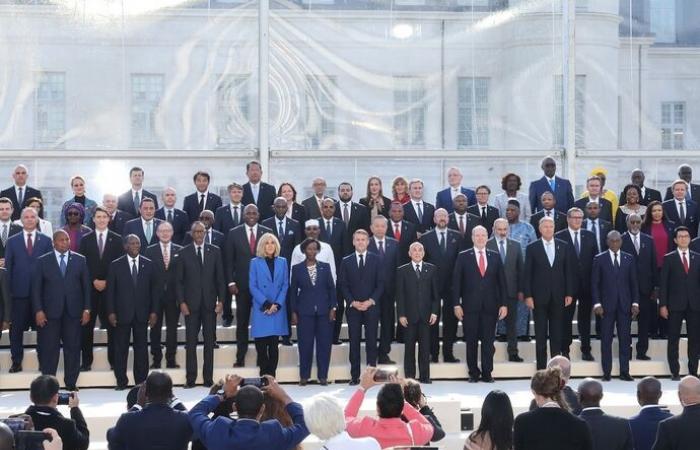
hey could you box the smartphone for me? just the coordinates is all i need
[15,430,51,450]
[0,417,31,433]
[373,367,398,382]
[57,392,73,406]
[241,377,269,388]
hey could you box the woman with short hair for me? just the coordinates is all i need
[304,393,380,449]
[61,175,97,226]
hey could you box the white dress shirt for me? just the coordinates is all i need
[678,248,691,266]
[355,251,367,266]
[54,249,69,266]
[450,187,462,200]
[129,254,140,273]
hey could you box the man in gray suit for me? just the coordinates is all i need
[487,218,524,362]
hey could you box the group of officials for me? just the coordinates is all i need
[0,158,700,389]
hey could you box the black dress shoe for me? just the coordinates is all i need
[203,380,214,388]
[65,386,78,392]
[419,378,432,384]
[481,375,495,383]
[319,379,328,386]
[619,373,634,381]
[166,362,181,369]
[517,336,531,342]
[183,382,196,389]
[348,379,360,386]
[378,356,396,365]
[468,376,479,383]
[9,364,22,373]
[299,379,308,386]
[222,318,233,328]
[444,356,461,363]
[150,362,162,369]
[430,356,439,363]
[496,335,507,342]
[115,384,128,391]
[581,352,595,361]
[233,361,245,368]
[602,375,611,381]
[213,343,220,349]
[509,354,524,362]
[637,354,651,361]
[80,364,92,372]
[671,374,681,381]
[333,339,342,345]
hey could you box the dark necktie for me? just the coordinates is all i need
[680,202,686,223]
[199,193,205,212]
[326,220,332,236]
[17,187,23,209]
[278,220,284,241]
[133,191,140,213]
[439,231,446,253]
[249,228,256,254]
[167,209,173,223]
[378,240,384,256]
[131,258,138,286]
[343,203,350,225]
[206,230,211,244]
[417,203,423,222]
[359,253,365,271]
[498,240,506,263]
[98,232,104,257]
[232,206,240,226]
[59,253,67,277]
[1,224,7,246]
[481,207,487,221]
[458,215,465,235]
[613,252,620,270]
[574,231,580,256]
[197,246,203,266]
[415,264,421,279]
[26,233,33,256]
[683,251,689,274]
[592,220,600,252]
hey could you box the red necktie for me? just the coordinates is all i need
[249,228,256,254]
[26,233,33,256]
[683,251,689,274]
[394,223,401,241]
[458,215,465,235]
[478,250,486,277]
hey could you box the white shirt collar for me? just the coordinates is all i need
[197,190,209,198]
[160,241,171,251]
[542,238,554,245]
[609,249,620,261]
[248,224,258,233]
[581,407,602,413]
[141,217,153,226]
[413,199,423,206]
[374,236,384,245]
[589,195,600,202]
[54,249,69,260]
[641,404,662,410]
[132,188,143,196]
[455,211,467,218]
[678,248,690,258]
[546,176,555,182]
[677,199,685,204]
[25,229,35,237]
[129,254,140,265]
[413,261,422,270]
[95,227,108,235]
[15,184,26,191]
[0,220,12,226]
[249,181,260,188]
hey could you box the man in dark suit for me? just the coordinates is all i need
[5,207,53,372]
[555,207,598,361]
[176,221,226,388]
[528,156,575,213]
[339,229,384,385]
[334,182,370,255]
[620,169,662,206]
[32,230,91,390]
[523,215,576,369]
[301,177,328,220]
[117,166,159,217]
[145,222,182,369]
[664,164,700,202]
[530,192,567,238]
[396,242,439,382]
[453,226,508,382]
[0,267,9,351]
[575,176,614,223]
[98,193,133,236]
[386,200,418,266]
[659,226,700,380]
[241,160,276,220]
[106,234,158,390]
[183,210,225,248]
[448,193,480,250]
[0,164,42,220]
[0,197,22,267]
[468,185,499,236]
[488,218,524,362]
[225,205,272,367]
[404,179,436,235]
[663,180,699,238]
[78,206,124,371]
[577,379,634,450]
[592,230,639,381]
[318,198,347,343]
[435,167,476,213]
[183,171,222,225]
[419,208,462,363]
[629,377,672,450]
[584,201,613,253]
[214,183,244,235]
[123,198,163,252]
[622,213,659,360]
[652,375,700,450]
[155,187,189,245]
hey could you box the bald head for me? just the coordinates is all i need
[547,355,571,381]
[0,422,13,450]
[637,376,662,406]
[578,378,603,408]
[679,376,700,406]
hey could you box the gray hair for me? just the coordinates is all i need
[303,394,346,441]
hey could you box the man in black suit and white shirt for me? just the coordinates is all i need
[155,187,189,245]
[214,183,244,235]
[117,167,159,217]
[183,210,225,248]
[468,185,499,237]
[97,193,132,236]
[448,193,481,250]
[664,164,700,202]
[122,198,163,252]
[386,201,418,267]
[334,182,370,255]
[620,169,662,206]
[404,179,436,235]
[653,375,700,450]
[241,161,276,220]
[530,192,567,238]
[183,171,222,225]
[578,379,634,450]
[0,164,42,220]
[301,177,328,221]
[0,197,22,266]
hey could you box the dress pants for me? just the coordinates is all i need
[255,335,279,377]
[222,294,234,324]
[333,286,345,343]
[38,315,81,388]
[185,309,216,385]
[667,310,700,377]
[347,305,379,380]
[403,319,431,380]
[504,297,519,356]
[533,296,564,370]
[10,297,32,365]
[150,294,179,365]
[650,269,668,337]
[430,292,457,360]
[297,313,333,380]
[235,290,252,363]
[113,321,148,387]
[81,288,114,368]
[378,290,396,358]
[636,290,653,356]
[562,295,593,354]
[464,312,497,378]
[600,305,632,376]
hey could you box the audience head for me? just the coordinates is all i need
[624,184,642,205]
[155,220,173,243]
[531,367,567,410]
[607,230,622,252]
[304,394,346,441]
[0,422,13,450]
[376,383,404,419]
[402,379,425,409]
[472,225,488,249]
[452,193,468,213]
[139,197,156,220]
[678,164,693,183]
[227,183,244,203]
[193,170,210,192]
[637,376,663,407]
[320,198,335,219]
[234,385,265,420]
[162,187,177,207]
[102,193,118,213]
[541,156,557,177]
[311,177,327,196]
[501,173,522,193]
[538,216,555,240]
[471,390,514,450]
[64,202,85,226]
[577,378,603,408]
[190,222,206,246]
[70,175,87,197]
[678,375,700,407]
[631,169,645,187]
[246,160,263,183]
[433,208,449,228]
[644,200,664,228]
[243,204,260,226]
[475,185,490,205]
[370,215,388,238]
[389,200,404,222]
[129,166,144,188]
[300,238,320,260]
[12,164,29,187]
[304,219,321,239]
[409,241,425,263]
[365,176,383,200]
[547,355,572,382]
[93,206,111,230]
[278,182,297,203]
[198,210,214,229]
[540,191,556,210]
[25,197,44,217]
[493,218,508,239]
[338,182,354,202]
[447,167,463,188]
[272,197,288,218]
[30,375,61,407]
[586,176,602,197]
[145,371,173,404]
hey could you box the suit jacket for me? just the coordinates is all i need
[92,210,132,236]
[591,251,639,312]
[289,260,336,315]
[579,408,633,450]
[262,216,302,263]
[575,196,614,223]
[659,250,700,312]
[339,252,384,306]
[513,406,592,450]
[486,237,522,299]
[528,384,583,415]
[5,231,53,298]
[583,218,613,252]
[242,182,277,220]
[0,268,10,324]
[448,212,481,250]
[395,261,440,323]
[334,201,370,254]
[117,189,159,217]
[107,402,192,450]
[621,232,658,295]
[106,255,158,323]
[319,216,346,267]
[368,237,399,296]
[155,207,190,245]
[301,195,326,221]
[0,185,42,220]
[359,196,392,219]
[224,224,272,291]
[78,230,124,282]
[183,191,222,225]
[662,199,699,238]
[386,220,418,266]
[664,183,700,202]
[175,243,226,312]
[32,251,90,320]
[122,218,163,252]
[289,203,307,224]
[403,201,436,234]
[418,228,461,295]
[452,248,506,313]
[145,242,182,306]
[555,228,598,298]
[183,228,225,249]
[249,256,289,338]
[214,204,243,234]
[530,210,567,238]
[628,405,672,450]
[24,405,89,450]
[529,175,575,213]
[467,204,499,236]
[523,238,576,303]
[435,186,476,213]
[0,222,22,258]
[651,403,700,450]
[620,186,662,206]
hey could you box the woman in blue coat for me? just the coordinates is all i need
[290,238,336,386]
[249,232,289,377]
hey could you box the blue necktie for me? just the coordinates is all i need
[574,231,580,256]
[549,179,556,192]
[498,240,506,263]
[59,254,67,277]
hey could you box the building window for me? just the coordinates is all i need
[394,76,426,147]
[215,74,252,148]
[131,74,164,147]
[304,75,335,149]
[458,77,489,148]
[34,72,65,147]
[553,74,585,148]
[661,102,685,150]
[650,0,676,44]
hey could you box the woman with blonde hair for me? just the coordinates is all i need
[249,232,289,377]
[61,175,97,226]
[392,176,411,205]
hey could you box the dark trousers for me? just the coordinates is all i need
[650,268,668,337]
[347,304,379,380]
[533,296,564,370]
[10,296,31,364]
[636,291,653,356]
[113,321,148,387]
[378,291,395,358]
[297,313,333,380]
[600,305,632,376]
[38,315,81,388]
[562,295,593,354]
[222,293,234,323]
[403,319,431,380]
[185,309,216,385]
[333,286,345,343]
[150,295,179,365]
[464,312,497,378]
[667,310,700,376]
[504,297,519,356]
[81,288,114,368]
[431,294,457,360]
[255,335,279,377]
[235,290,252,363]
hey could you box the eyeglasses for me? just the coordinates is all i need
[67,211,80,216]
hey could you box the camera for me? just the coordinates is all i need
[0,418,51,450]
[373,367,398,382]
[57,392,74,406]
[241,377,269,388]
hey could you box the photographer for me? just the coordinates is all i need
[188,375,309,450]
[24,375,88,450]
[402,379,445,444]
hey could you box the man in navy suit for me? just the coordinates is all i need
[435,167,476,213]
[155,187,189,245]
[448,193,481,250]
[663,180,699,238]
[528,156,574,213]
[0,197,22,266]
[32,230,91,390]
[664,163,700,202]
[334,182,370,255]
[5,207,53,372]
[574,176,614,223]
[592,230,639,381]
[530,192,567,238]
[123,198,163,252]
[183,210,225,248]
[453,226,508,383]
[0,164,43,221]
[0,267,9,349]
[97,193,132,236]
[468,185,499,237]
[620,169,662,206]
[386,201,418,266]
[107,235,158,390]
[214,183,244,235]
[318,198,347,343]
[629,377,672,450]
[339,229,384,385]
[584,201,613,253]
[117,167,159,217]
[241,161,276,220]
[183,171,222,225]
[404,179,436,235]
